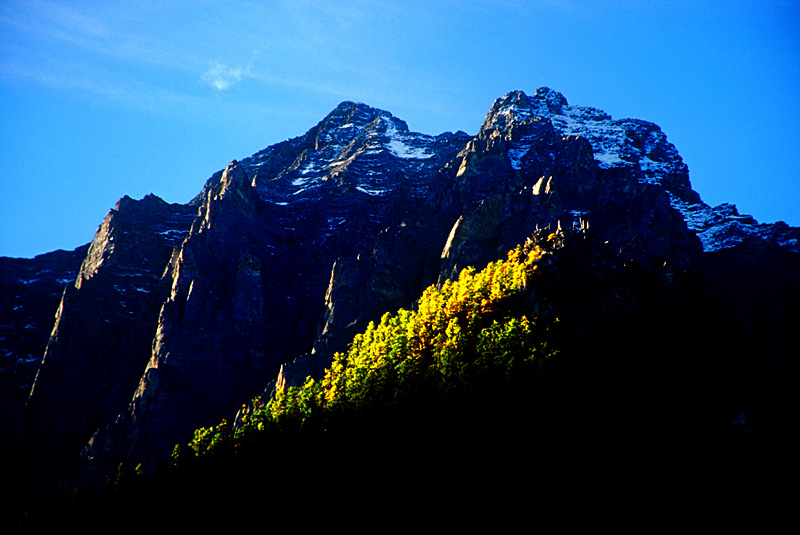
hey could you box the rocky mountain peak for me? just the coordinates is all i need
[483,87,570,132]
[314,101,406,148]
[239,100,468,204]
[482,90,535,131]
[315,101,420,150]
[324,100,390,127]
[473,87,800,254]
[5,88,798,519]
[533,86,569,109]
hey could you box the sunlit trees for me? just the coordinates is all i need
[179,234,562,458]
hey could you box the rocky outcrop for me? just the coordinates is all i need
[4,87,797,505]
[23,194,194,494]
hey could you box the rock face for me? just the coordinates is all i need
[76,103,472,482]
[0,245,87,487]
[4,88,798,500]
[22,194,195,492]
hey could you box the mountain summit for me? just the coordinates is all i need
[3,88,797,515]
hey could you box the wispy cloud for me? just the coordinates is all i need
[202,62,245,90]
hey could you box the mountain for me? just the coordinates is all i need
[2,88,797,519]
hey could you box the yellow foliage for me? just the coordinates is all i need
[182,234,558,451]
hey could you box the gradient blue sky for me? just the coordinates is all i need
[1,0,798,258]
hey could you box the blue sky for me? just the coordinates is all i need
[1,0,798,258]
